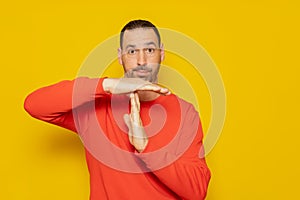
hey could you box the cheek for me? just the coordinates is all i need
[149,55,161,64]
[152,65,160,73]
[121,57,136,72]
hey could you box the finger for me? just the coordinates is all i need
[134,92,140,111]
[132,125,147,139]
[123,114,132,132]
[131,105,140,126]
[123,114,130,126]
[159,87,171,95]
[139,84,170,95]
[131,126,148,152]
[130,92,138,114]
[130,93,140,123]
[130,93,140,113]
[140,84,161,91]
[123,114,133,143]
[130,93,136,109]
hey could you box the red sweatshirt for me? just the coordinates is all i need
[24,77,211,200]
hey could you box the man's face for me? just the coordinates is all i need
[118,28,164,83]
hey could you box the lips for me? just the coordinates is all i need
[136,69,150,76]
[137,69,149,73]
[132,66,152,72]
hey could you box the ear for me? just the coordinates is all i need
[118,47,123,65]
[160,43,165,62]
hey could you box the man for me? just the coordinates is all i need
[24,19,211,200]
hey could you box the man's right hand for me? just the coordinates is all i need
[102,78,170,95]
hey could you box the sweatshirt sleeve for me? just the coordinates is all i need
[24,77,107,132]
[136,104,211,200]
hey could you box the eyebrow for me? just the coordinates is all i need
[124,42,158,50]
[144,42,157,47]
[125,44,136,49]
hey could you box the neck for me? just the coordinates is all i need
[137,91,160,101]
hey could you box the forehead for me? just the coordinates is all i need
[122,28,159,48]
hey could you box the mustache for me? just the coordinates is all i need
[132,65,152,72]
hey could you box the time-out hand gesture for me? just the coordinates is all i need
[123,93,148,152]
[103,78,170,95]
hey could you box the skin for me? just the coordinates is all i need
[103,28,169,152]
[123,93,148,152]
[118,28,164,84]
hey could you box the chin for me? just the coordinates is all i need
[144,77,156,83]
[135,75,151,82]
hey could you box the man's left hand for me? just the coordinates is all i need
[123,93,148,152]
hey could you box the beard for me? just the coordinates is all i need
[124,65,159,83]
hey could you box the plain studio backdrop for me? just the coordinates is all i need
[1,0,299,199]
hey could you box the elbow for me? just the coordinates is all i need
[185,184,209,200]
[24,93,39,118]
[187,167,211,200]
[198,168,211,200]
[179,179,210,200]
[187,186,209,200]
[24,94,33,115]
[181,190,208,200]
[198,167,211,200]
[198,184,209,200]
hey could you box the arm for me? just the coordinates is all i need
[24,77,170,132]
[144,127,210,200]
[136,105,211,200]
[24,77,108,132]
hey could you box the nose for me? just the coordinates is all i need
[137,50,147,66]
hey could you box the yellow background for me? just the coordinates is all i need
[1,0,300,199]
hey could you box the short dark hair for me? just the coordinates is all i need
[120,19,161,48]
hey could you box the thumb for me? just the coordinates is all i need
[123,114,133,144]
[123,114,131,128]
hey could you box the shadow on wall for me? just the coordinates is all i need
[32,127,85,162]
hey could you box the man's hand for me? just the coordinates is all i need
[123,93,148,152]
[103,78,170,95]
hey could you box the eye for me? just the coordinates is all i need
[145,48,155,54]
[127,49,136,55]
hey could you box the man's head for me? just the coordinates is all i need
[118,19,164,83]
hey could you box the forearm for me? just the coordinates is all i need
[137,146,210,199]
[24,77,107,124]
[153,156,210,199]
